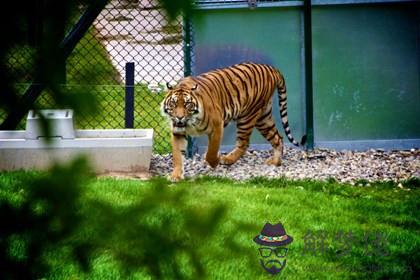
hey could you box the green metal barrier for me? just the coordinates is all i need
[190,0,420,152]
[191,6,306,153]
[312,3,420,147]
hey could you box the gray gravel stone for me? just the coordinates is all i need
[150,147,420,183]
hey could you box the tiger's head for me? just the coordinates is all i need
[161,82,201,134]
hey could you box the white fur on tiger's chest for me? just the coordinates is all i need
[171,124,204,136]
[185,125,204,136]
[172,126,187,135]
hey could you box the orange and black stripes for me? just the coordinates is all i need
[185,62,304,147]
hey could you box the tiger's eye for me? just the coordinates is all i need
[185,102,194,110]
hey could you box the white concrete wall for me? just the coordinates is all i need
[0,129,153,173]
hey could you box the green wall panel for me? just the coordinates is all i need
[312,3,420,142]
[191,7,306,149]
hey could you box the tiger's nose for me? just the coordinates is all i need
[174,117,186,126]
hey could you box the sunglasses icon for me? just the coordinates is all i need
[259,247,288,258]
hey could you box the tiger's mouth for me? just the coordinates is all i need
[173,122,187,129]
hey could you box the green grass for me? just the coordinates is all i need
[1,171,419,279]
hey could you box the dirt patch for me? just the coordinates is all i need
[97,171,153,180]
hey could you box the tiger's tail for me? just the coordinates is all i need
[276,71,307,147]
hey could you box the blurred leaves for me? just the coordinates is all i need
[1,0,194,126]
[0,0,107,128]
[0,166,237,279]
[0,157,93,279]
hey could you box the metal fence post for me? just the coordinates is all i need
[183,15,194,157]
[304,0,314,150]
[125,62,135,129]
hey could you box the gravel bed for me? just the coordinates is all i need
[150,147,420,184]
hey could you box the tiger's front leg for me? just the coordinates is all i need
[219,112,260,165]
[205,122,223,168]
[170,133,188,182]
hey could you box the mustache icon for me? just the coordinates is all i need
[259,259,287,275]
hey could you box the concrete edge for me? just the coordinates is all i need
[0,129,154,149]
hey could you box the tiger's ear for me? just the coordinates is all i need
[191,84,198,91]
[167,82,174,90]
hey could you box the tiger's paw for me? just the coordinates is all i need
[169,172,184,182]
[265,157,281,166]
[220,154,237,165]
[205,156,220,168]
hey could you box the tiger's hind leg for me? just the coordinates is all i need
[220,112,260,165]
[256,109,284,166]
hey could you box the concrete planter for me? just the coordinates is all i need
[0,129,153,173]
[0,110,154,173]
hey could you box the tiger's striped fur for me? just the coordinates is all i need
[162,62,305,182]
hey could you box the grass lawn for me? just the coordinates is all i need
[1,170,419,279]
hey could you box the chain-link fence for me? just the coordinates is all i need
[72,0,186,153]
[1,0,187,154]
[2,0,297,154]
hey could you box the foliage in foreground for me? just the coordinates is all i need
[0,159,245,279]
[0,158,92,278]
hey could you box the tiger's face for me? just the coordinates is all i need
[161,84,201,134]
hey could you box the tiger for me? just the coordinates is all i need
[161,62,306,182]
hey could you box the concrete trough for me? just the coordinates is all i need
[0,110,153,173]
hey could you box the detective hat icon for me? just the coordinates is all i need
[253,222,293,247]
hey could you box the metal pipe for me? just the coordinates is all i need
[303,0,314,150]
[183,14,194,157]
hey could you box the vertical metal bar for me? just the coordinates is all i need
[183,15,192,79]
[183,15,194,157]
[125,62,135,129]
[303,0,314,150]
